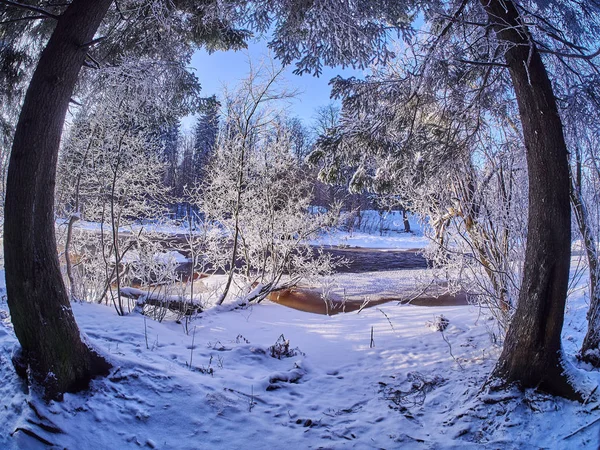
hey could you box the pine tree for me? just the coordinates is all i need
[193,100,219,183]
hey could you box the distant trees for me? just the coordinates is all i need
[161,123,181,196]
[193,62,335,305]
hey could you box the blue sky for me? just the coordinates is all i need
[183,37,362,131]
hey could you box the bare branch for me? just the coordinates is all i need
[455,58,509,68]
[538,46,600,61]
[0,14,48,24]
[0,0,59,20]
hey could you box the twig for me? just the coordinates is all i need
[563,415,600,440]
[357,296,372,314]
[189,326,196,368]
[441,330,464,370]
[0,14,48,24]
[144,314,149,350]
[26,401,63,434]
[80,36,106,49]
[249,385,255,412]
[0,0,59,19]
[377,307,396,334]
[11,428,55,446]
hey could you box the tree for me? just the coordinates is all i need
[481,0,578,399]
[57,60,180,314]
[549,50,600,366]
[193,99,220,183]
[194,61,335,305]
[1,0,248,399]
[285,116,310,162]
[4,0,115,400]
[569,128,600,366]
[304,0,600,398]
[562,96,600,366]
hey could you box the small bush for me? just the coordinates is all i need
[268,334,302,359]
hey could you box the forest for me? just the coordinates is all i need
[1,0,600,448]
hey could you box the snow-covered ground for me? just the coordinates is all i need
[1,266,599,449]
[311,230,430,250]
[1,227,600,449]
[310,210,432,250]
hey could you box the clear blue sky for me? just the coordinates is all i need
[183,37,361,131]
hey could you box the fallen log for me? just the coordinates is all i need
[119,287,201,315]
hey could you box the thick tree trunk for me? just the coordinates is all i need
[481,0,578,399]
[4,0,112,399]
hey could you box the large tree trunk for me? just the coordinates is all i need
[481,0,579,399]
[4,0,112,400]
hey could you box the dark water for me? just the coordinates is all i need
[317,245,429,273]
[172,244,429,276]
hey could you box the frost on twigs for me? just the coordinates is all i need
[188,59,338,306]
[379,372,446,411]
[427,314,449,332]
[55,60,184,315]
[268,334,303,360]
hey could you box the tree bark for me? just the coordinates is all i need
[65,213,80,301]
[481,0,579,399]
[4,0,113,400]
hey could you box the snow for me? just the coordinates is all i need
[55,218,197,236]
[153,250,188,265]
[2,264,600,449]
[58,210,432,251]
[312,230,431,250]
[311,210,432,249]
[2,227,600,449]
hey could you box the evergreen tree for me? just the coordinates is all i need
[193,100,219,183]
[160,122,181,194]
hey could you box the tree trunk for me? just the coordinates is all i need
[4,0,112,400]
[65,212,80,301]
[481,0,579,399]
[402,209,411,233]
